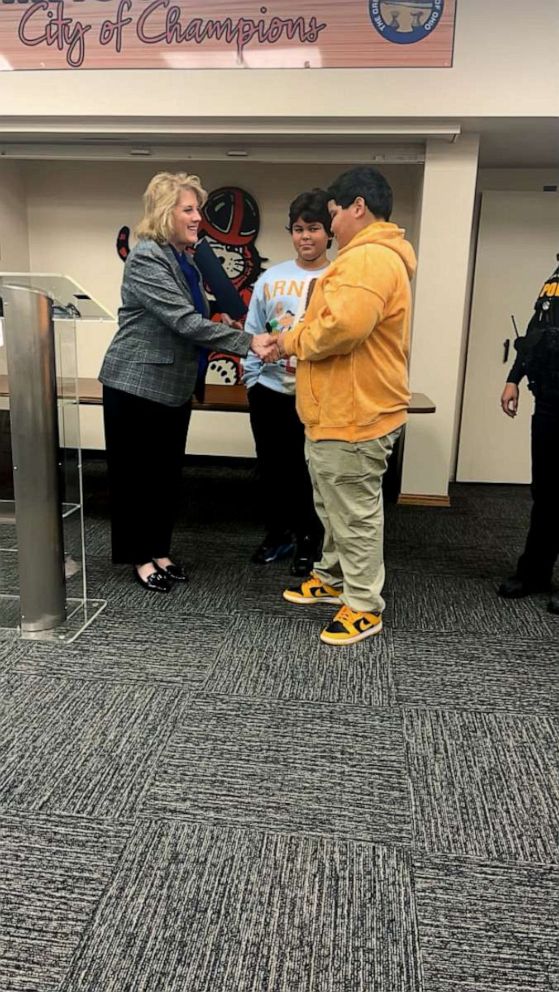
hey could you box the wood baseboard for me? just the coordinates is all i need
[397,493,451,508]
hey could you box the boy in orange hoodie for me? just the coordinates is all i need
[276,166,417,645]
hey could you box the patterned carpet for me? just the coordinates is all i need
[0,459,558,992]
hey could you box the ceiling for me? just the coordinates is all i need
[0,116,557,170]
[465,117,559,170]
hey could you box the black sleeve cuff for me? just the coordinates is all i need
[506,360,524,385]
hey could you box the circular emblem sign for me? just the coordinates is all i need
[369,0,444,44]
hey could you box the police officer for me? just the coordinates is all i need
[499,257,559,613]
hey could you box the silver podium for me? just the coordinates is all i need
[0,273,112,641]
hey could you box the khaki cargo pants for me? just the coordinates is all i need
[305,430,401,615]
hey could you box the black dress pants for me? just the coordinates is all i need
[247,383,322,543]
[103,385,191,564]
[517,401,559,584]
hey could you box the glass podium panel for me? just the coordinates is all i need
[0,273,113,321]
[0,274,111,642]
[0,320,17,628]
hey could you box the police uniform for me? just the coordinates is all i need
[500,259,559,610]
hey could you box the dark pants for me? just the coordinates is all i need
[103,385,191,565]
[517,402,559,584]
[247,383,322,544]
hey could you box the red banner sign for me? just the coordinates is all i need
[0,0,456,71]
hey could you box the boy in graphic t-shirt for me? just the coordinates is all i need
[243,189,332,575]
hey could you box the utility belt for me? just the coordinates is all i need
[532,377,559,404]
[515,325,559,400]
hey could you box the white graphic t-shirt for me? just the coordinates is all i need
[243,258,329,396]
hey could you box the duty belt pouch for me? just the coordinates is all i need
[535,327,559,401]
[514,327,559,399]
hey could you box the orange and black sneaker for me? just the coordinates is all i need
[283,571,343,605]
[320,605,382,645]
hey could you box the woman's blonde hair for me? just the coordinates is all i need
[135,172,208,243]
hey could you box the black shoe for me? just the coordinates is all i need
[548,592,559,615]
[133,566,170,593]
[497,575,550,598]
[290,536,319,577]
[153,560,189,583]
[251,532,295,565]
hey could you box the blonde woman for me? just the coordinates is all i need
[100,172,276,592]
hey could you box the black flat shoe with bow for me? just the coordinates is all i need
[133,566,170,593]
[152,560,189,583]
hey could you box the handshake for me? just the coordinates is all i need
[249,331,286,364]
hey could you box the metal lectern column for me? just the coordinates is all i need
[2,285,66,631]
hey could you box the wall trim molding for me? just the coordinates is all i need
[397,493,451,508]
[0,115,461,138]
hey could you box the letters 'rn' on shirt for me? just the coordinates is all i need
[243,257,330,397]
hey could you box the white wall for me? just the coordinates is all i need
[449,166,559,480]
[0,1,557,120]
[23,159,421,320]
[0,160,30,270]
[456,190,559,484]
[478,169,559,192]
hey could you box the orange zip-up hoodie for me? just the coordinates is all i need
[282,221,417,442]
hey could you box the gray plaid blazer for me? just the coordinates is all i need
[99,239,251,406]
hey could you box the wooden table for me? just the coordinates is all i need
[73,380,437,414]
[1,376,435,414]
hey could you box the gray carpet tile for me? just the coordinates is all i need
[0,626,18,642]
[385,514,515,551]
[413,853,559,992]
[204,614,396,706]
[61,821,424,992]
[16,606,226,687]
[209,563,304,618]
[173,518,263,547]
[384,507,492,548]
[0,672,181,817]
[448,482,532,520]
[1,460,557,989]
[405,709,559,863]
[232,568,396,623]
[0,552,18,595]
[0,632,24,670]
[84,556,352,621]
[385,538,518,580]
[82,519,111,559]
[0,596,21,635]
[389,570,553,636]
[0,524,16,549]
[13,526,369,641]
[82,514,263,559]
[393,631,559,713]
[387,483,532,531]
[384,524,541,582]
[140,695,411,844]
[0,812,131,992]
